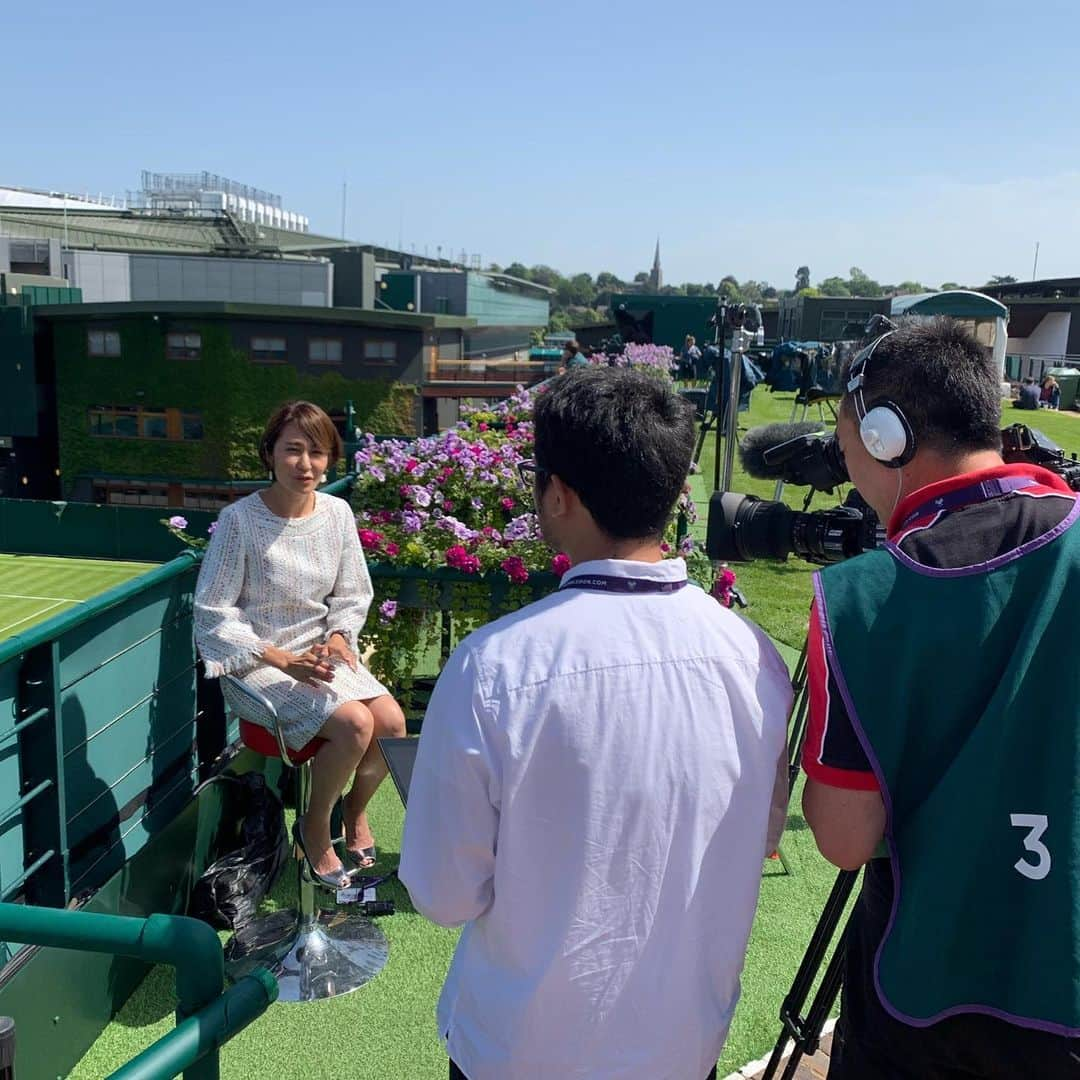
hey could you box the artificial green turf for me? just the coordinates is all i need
[70,775,844,1080]
[69,394,1080,1077]
[0,553,155,641]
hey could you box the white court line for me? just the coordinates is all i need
[0,592,85,603]
[0,600,70,637]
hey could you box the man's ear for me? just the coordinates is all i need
[546,474,575,519]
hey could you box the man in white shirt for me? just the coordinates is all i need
[400,367,792,1080]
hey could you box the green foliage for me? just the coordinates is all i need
[795,265,811,292]
[987,274,1018,285]
[817,276,851,297]
[54,318,415,493]
[940,281,963,291]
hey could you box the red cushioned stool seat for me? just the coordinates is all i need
[239,719,324,765]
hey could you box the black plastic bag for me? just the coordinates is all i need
[190,772,288,932]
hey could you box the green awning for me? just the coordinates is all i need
[890,290,1007,320]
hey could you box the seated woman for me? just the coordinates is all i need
[194,401,405,889]
[1041,375,1061,410]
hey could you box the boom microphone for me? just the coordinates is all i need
[739,422,829,480]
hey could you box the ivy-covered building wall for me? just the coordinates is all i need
[38,303,470,502]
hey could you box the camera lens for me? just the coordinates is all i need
[707,493,796,562]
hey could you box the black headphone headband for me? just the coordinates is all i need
[846,329,896,421]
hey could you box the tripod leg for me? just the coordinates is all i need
[779,935,846,1080]
[760,870,859,1080]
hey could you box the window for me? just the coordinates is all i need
[88,406,203,441]
[183,487,239,510]
[88,330,121,357]
[363,340,398,362]
[251,336,287,363]
[309,338,343,364]
[182,413,204,440]
[167,332,202,360]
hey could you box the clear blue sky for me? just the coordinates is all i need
[5,0,1079,289]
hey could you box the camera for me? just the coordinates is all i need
[707,422,1080,565]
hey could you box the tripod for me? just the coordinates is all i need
[761,634,861,1080]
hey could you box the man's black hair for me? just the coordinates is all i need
[842,316,1001,455]
[533,367,696,540]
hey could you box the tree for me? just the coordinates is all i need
[718,276,742,301]
[487,262,502,273]
[940,281,962,291]
[740,279,765,303]
[795,266,811,292]
[895,280,928,295]
[987,275,1018,285]
[596,271,624,291]
[761,284,779,300]
[847,267,883,297]
[528,265,562,290]
[818,276,852,297]
[797,286,822,297]
[504,262,530,280]
[633,271,650,285]
[557,272,595,308]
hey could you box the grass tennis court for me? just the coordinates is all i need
[0,554,156,641]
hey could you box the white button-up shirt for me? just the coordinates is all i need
[400,558,792,1080]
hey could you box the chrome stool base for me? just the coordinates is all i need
[227,907,389,1002]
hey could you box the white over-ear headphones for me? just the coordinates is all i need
[845,328,916,468]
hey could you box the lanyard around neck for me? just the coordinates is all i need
[559,574,688,594]
[898,475,1037,531]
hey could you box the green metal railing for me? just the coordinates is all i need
[0,904,276,1079]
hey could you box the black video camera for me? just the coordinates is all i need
[707,422,1080,565]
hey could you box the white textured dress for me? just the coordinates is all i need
[193,491,390,749]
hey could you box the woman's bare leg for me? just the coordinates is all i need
[342,694,407,859]
[303,701,374,876]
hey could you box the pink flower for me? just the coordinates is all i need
[445,545,480,573]
[385,542,400,557]
[501,497,515,511]
[551,553,571,576]
[501,555,529,584]
[711,567,738,608]
[404,458,419,473]
[359,529,384,550]
[660,542,671,553]
[443,500,455,512]
[478,422,489,432]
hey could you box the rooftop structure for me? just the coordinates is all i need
[129,170,310,233]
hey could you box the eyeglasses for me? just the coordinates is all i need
[516,460,549,491]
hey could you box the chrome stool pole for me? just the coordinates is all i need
[221,677,388,1002]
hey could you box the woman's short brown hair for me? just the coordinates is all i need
[258,401,344,472]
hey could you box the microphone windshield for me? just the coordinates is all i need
[739,422,827,480]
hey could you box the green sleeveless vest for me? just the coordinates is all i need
[816,505,1080,1035]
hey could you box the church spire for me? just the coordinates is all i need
[648,237,662,291]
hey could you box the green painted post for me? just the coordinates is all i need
[106,971,277,1080]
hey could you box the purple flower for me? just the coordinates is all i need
[168,515,188,530]
[207,521,218,536]
[379,599,398,621]
[412,486,432,508]
[504,513,538,542]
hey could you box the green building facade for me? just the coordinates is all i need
[31,302,471,506]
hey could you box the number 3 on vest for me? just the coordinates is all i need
[1010,813,1051,880]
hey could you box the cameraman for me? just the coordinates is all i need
[801,317,1080,1077]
